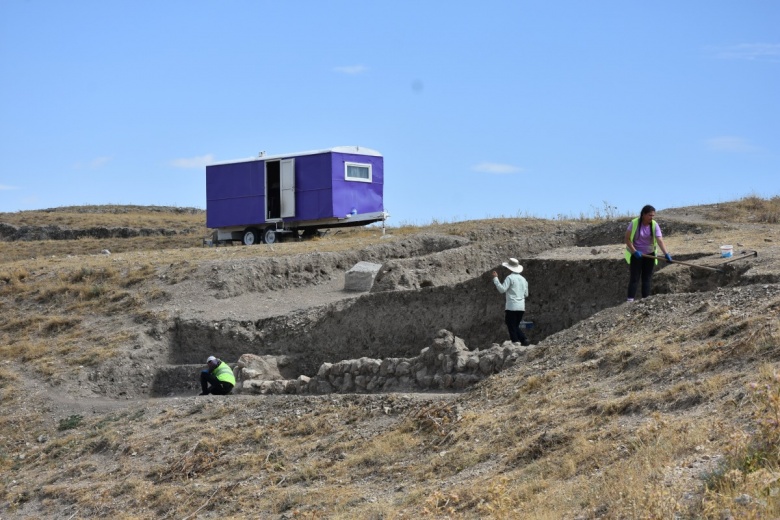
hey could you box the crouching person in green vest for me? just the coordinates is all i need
[200,356,236,395]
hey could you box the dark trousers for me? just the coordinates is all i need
[627,256,656,299]
[200,371,233,395]
[505,310,528,343]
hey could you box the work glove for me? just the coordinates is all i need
[665,253,673,263]
[633,251,643,259]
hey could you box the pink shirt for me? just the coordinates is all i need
[627,221,663,254]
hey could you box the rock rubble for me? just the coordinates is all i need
[236,329,535,395]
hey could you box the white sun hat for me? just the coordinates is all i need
[501,258,523,273]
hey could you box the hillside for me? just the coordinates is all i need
[1,197,779,519]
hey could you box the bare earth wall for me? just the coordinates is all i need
[168,257,637,377]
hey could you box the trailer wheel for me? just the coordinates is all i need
[263,227,277,244]
[242,229,259,246]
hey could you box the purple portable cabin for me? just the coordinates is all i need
[206,146,387,245]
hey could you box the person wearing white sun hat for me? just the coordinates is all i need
[491,258,530,346]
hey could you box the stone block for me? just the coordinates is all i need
[344,261,383,292]
[317,362,333,378]
[236,354,285,381]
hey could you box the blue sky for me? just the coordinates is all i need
[1,1,778,224]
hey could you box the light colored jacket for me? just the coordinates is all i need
[493,273,528,311]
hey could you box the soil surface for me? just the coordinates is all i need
[38,210,780,405]
[3,204,780,519]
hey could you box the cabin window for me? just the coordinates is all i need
[345,162,372,183]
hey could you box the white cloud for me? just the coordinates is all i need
[90,156,112,168]
[73,156,112,170]
[334,65,368,75]
[0,184,19,190]
[472,162,523,175]
[705,136,758,153]
[170,154,215,169]
[712,43,780,62]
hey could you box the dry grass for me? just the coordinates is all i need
[1,199,780,518]
[2,313,777,519]
[699,367,780,518]
[0,367,19,408]
[0,253,153,380]
[0,236,203,262]
[0,204,574,263]
[715,195,780,224]
[0,205,208,261]
[0,204,205,229]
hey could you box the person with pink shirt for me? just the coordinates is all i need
[624,204,672,302]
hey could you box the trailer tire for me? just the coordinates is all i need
[242,229,259,246]
[263,227,277,245]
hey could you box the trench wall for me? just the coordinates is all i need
[170,257,642,376]
[158,219,768,395]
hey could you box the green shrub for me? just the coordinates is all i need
[58,414,83,431]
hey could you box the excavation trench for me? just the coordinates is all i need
[151,254,753,396]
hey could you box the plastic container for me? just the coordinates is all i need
[720,245,733,258]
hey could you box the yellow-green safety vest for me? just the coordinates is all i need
[624,218,658,265]
[212,361,236,386]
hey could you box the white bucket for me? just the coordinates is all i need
[720,245,733,258]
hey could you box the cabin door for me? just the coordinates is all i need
[265,159,295,220]
[265,161,281,220]
[280,158,295,218]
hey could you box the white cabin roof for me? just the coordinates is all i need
[208,145,382,166]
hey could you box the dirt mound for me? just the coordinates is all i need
[373,226,581,292]
[198,233,469,299]
[574,217,719,247]
[0,223,192,241]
